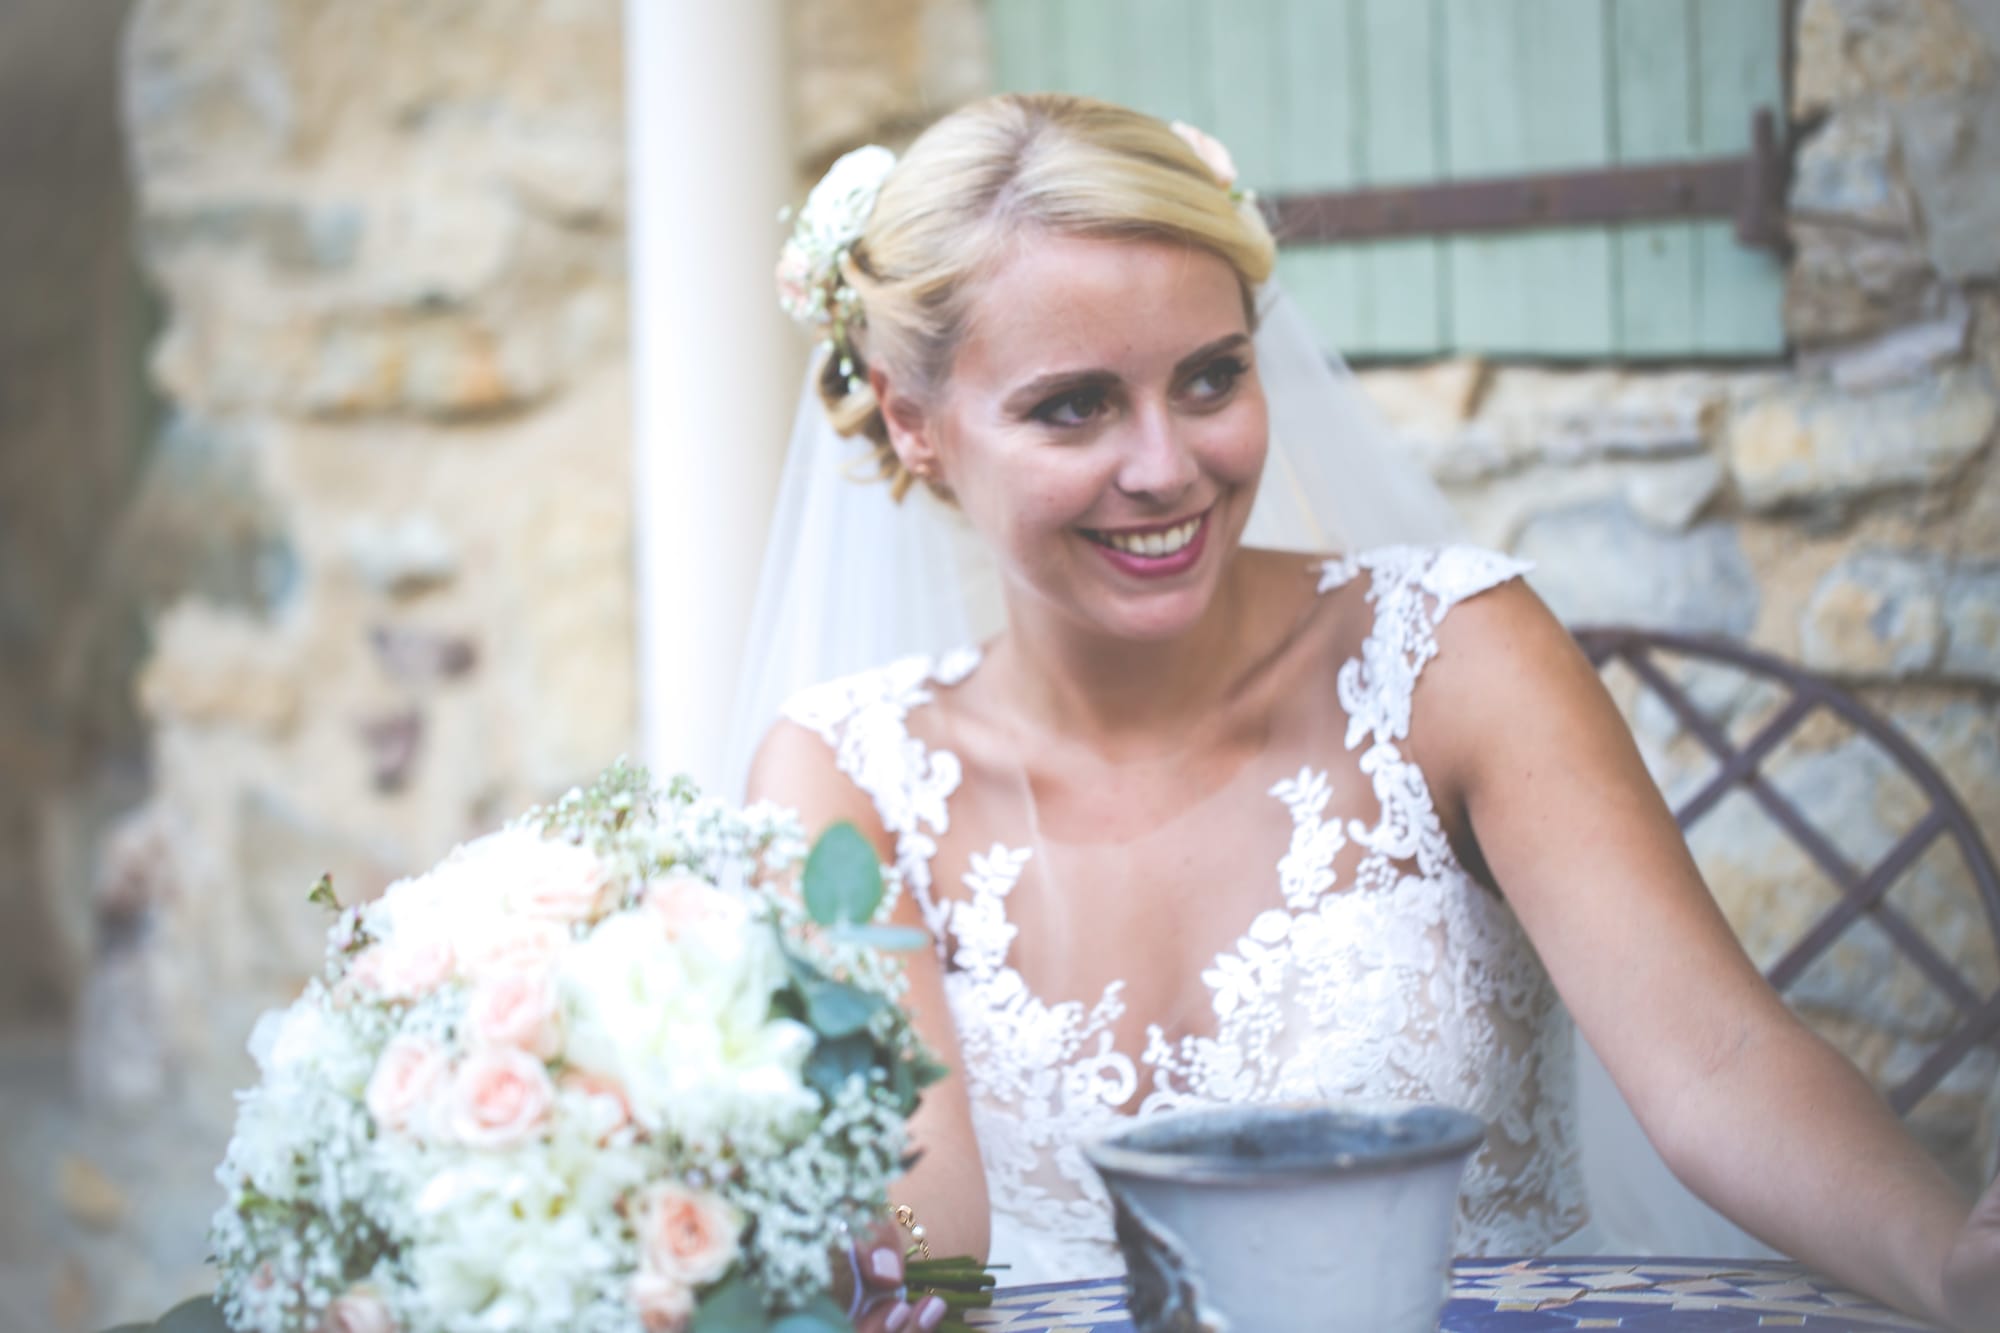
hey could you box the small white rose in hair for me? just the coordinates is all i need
[796,144,897,252]
[1170,121,1239,189]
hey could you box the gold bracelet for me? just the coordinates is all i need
[893,1203,932,1263]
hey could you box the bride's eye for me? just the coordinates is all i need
[1032,385,1110,428]
[1185,356,1247,404]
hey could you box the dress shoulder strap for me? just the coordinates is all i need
[778,648,981,944]
[1318,545,1533,747]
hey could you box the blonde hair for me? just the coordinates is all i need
[820,93,1278,499]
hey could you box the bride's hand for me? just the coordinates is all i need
[1941,1171,2000,1331]
[835,1229,950,1333]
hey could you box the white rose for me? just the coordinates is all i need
[798,144,896,251]
[559,913,815,1144]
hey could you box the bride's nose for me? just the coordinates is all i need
[1113,403,1199,504]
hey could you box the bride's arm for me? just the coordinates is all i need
[1413,580,1994,1330]
[748,719,993,1264]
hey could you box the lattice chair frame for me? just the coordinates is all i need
[1574,625,2000,1115]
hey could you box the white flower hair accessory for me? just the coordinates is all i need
[775,143,897,388]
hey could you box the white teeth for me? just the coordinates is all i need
[1097,516,1201,558]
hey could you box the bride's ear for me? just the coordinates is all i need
[870,365,942,479]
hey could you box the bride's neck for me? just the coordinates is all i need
[992,553,1265,749]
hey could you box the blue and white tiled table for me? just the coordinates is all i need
[962,1258,1935,1331]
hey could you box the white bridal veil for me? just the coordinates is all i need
[723,277,1773,1264]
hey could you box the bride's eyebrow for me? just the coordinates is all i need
[1175,332,1252,373]
[1005,332,1253,410]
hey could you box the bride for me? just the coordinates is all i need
[736,92,2000,1332]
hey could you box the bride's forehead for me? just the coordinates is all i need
[957,234,1243,362]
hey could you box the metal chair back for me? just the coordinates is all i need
[1574,625,2000,1115]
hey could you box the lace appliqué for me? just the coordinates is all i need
[780,546,1588,1278]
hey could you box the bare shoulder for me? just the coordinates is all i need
[1408,563,1620,803]
[746,717,896,864]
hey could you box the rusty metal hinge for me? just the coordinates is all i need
[1264,108,1789,254]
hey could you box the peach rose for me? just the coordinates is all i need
[629,1268,695,1333]
[633,1181,742,1289]
[316,1288,395,1333]
[446,1046,555,1148]
[1170,120,1238,188]
[349,936,455,1001]
[465,968,562,1059]
[643,874,741,944]
[774,240,814,320]
[457,917,569,980]
[560,1068,635,1143]
[510,840,618,924]
[365,1035,449,1137]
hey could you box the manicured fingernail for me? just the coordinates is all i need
[885,1303,913,1332]
[917,1295,947,1331]
[870,1246,902,1282]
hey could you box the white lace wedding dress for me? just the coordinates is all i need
[781,546,1594,1285]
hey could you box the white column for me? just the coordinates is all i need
[626,0,801,792]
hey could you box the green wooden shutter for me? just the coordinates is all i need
[988,0,1785,361]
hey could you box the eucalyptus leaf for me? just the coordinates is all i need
[826,923,931,953]
[803,978,885,1038]
[692,1273,770,1333]
[771,1291,853,1332]
[805,1033,877,1102]
[802,822,883,926]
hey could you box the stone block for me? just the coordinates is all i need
[1788,104,1916,229]
[1799,550,1947,676]
[1896,89,2000,282]
[368,626,478,683]
[1793,0,1995,119]
[135,600,300,733]
[1941,559,2000,682]
[342,513,459,597]
[1725,366,1998,511]
[1796,298,1969,392]
[123,0,296,178]
[1382,367,1722,484]
[143,197,363,274]
[1623,454,1726,533]
[1514,499,1760,636]
[1784,221,1937,346]
[117,413,299,616]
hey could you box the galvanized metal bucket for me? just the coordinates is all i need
[1083,1101,1486,1333]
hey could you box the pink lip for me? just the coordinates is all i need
[1082,510,1211,580]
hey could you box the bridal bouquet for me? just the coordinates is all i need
[208,763,945,1333]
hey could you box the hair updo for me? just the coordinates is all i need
[820,93,1279,500]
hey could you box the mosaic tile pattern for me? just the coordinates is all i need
[961,1259,1932,1331]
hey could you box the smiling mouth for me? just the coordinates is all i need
[1081,510,1208,559]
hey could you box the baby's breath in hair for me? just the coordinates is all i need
[775,144,898,389]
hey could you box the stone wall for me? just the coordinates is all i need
[102,0,636,1098]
